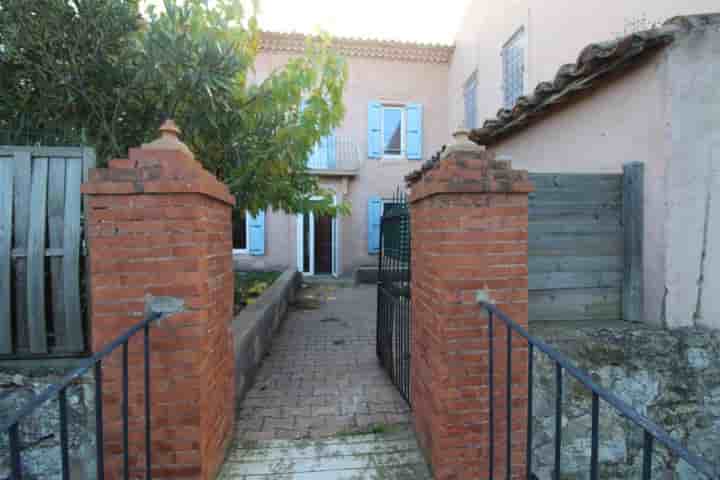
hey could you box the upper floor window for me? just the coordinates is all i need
[368,102,423,160]
[464,71,478,129]
[382,106,404,157]
[502,27,526,109]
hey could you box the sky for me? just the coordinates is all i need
[142,0,471,44]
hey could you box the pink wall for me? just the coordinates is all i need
[486,54,669,326]
[448,0,719,135]
[235,49,450,275]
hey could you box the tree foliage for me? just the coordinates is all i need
[0,0,348,214]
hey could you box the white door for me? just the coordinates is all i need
[296,212,315,275]
[297,195,339,276]
[332,193,340,277]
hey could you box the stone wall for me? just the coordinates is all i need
[530,322,720,479]
[0,369,95,479]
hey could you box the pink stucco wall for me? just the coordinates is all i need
[485,54,669,327]
[234,50,450,275]
[448,0,719,135]
[474,18,720,329]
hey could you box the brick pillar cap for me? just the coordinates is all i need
[81,119,236,206]
[407,129,534,203]
[141,119,194,158]
[440,128,486,161]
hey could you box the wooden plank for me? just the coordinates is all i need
[529,189,622,204]
[11,248,65,258]
[623,162,644,322]
[0,146,84,157]
[529,173,622,185]
[47,157,67,350]
[529,271,622,290]
[529,236,623,257]
[529,288,622,322]
[529,174,622,192]
[0,156,13,354]
[62,158,84,352]
[12,152,32,352]
[529,256,623,274]
[528,205,621,222]
[530,222,622,236]
[26,157,49,353]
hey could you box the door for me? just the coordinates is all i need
[296,196,339,276]
[315,214,333,275]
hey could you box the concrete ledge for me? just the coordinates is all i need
[355,266,378,284]
[232,268,302,403]
[355,267,410,285]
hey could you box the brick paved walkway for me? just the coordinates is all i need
[219,282,429,479]
[234,283,411,441]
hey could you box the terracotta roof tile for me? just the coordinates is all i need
[259,31,455,64]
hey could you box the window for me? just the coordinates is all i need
[368,102,422,160]
[382,106,404,157]
[464,71,478,129]
[502,27,526,109]
[233,209,249,252]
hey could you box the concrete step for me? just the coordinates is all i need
[219,428,432,479]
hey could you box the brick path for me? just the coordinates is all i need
[235,283,412,441]
[219,282,430,479]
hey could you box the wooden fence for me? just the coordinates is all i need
[0,147,95,357]
[528,164,643,322]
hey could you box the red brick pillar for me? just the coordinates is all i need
[407,131,533,480]
[82,121,236,480]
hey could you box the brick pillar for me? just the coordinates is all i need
[82,121,236,480]
[407,131,533,480]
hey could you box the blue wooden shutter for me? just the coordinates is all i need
[368,197,382,253]
[368,102,382,159]
[406,104,423,160]
[248,210,265,256]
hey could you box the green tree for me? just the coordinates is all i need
[0,0,348,214]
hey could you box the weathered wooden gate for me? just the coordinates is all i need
[376,193,411,405]
[528,166,642,322]
[0,147,95,357]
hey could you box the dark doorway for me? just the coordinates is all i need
[315,214,333,274]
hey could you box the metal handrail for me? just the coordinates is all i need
[478,300,720,480]
[2,296,184,480]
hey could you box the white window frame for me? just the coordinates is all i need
[232,210,251,255]
[501,26,527,109]
[463,71,478,130]
[380,104,406,160]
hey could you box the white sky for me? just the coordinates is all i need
[142,0,471,44]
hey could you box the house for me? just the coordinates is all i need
[234,3,718,332]
[232,33,453,276]
[448,0,720,132]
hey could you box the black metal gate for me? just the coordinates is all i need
[376,192,411,405]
